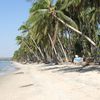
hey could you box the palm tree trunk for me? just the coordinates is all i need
[27,28,45,59]
[52,21,59,46]
[57,36,68,61]
[30,35,44,58]
[48,33,61,63]
[22,39,34,55]
[22,39,40,62]
[68,31,74,61]
[53,15,96,47]
[48,34,58,55]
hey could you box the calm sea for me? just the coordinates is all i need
[0,61,16,76]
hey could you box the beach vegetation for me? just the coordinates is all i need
[13,0,100,64]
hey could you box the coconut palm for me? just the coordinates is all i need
[28,0,96,46]
[25,0,80,62]
[13,0,99,63]
[19,24,45,59]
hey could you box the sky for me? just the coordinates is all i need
[0,0,31,57]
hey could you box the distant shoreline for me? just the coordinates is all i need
[0,57,12,61]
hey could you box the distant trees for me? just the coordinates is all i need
[13,0,100,63]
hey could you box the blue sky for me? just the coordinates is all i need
[0,0,31,57]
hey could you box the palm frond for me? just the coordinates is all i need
[56,10,78,29]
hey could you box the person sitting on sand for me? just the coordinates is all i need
[73,55,83,64]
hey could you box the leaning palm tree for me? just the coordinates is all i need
[25,0,97,63]
[19,24,45,59]
[16,35,39,62]
[28,0,96,46]
[26,0,79,62]
[13,0,99,63]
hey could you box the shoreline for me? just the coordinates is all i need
[0,62,100,100]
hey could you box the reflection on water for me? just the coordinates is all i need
[0,61,16,76]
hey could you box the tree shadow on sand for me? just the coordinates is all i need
[40,64,100,73]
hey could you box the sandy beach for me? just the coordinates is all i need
[0,62,100,100]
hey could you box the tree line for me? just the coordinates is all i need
[13,0,100,64]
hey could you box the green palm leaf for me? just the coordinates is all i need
[56,10,78,29]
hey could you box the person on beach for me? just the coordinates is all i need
[73,55,83,64]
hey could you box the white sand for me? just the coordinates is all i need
[0,62,100,100]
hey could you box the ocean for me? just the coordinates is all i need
[0,61,16,76]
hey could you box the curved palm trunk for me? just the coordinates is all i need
[57,36,68,61]
[52,21,59,46]
[22,37,41,62]
[53,15,96,47]
[48,33,62,63]
[28,29,45,59]
[48,34,57,55]
[68,31,74,61]
[30,35,44,59]
[22,39,34,54]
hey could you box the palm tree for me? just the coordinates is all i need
[26,0,79,62]
[19,25,45,59]
[13,0,99,63]
[15,34,41,62]
[28,0,96,46]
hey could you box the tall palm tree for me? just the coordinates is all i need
[26,0,80,62]
[19,24,45,59]
[13,0,99,63]
[28,0,96,46]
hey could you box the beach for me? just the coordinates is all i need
[0,62,100,100]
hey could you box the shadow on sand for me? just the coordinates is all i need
[40,64,100,73]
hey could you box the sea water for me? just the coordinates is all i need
[0,61,16,76]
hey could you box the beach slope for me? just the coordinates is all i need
[0,62,100,100]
